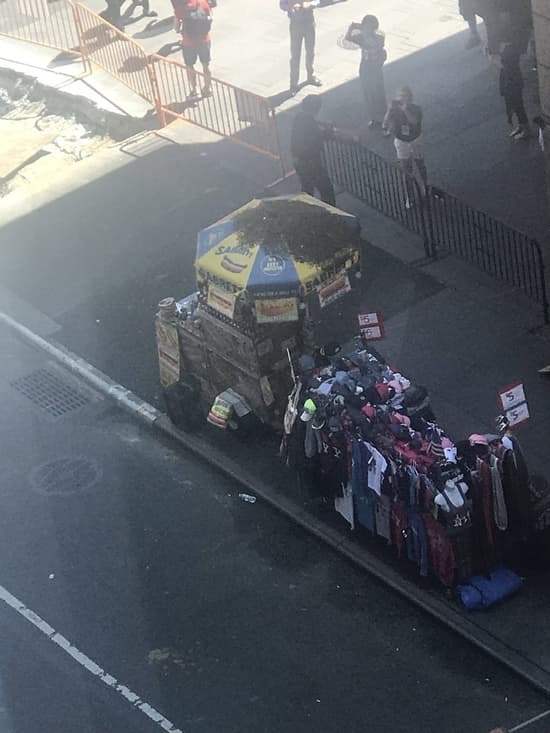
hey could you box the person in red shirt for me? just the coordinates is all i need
[172,0,213,100]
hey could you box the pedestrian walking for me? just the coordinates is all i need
[290,95,335,206]
[383,87,427,205]
[173,0,213,101]
[499,43,530,140]
[280,0,322,96]
[458,0,481,48]
[345,14,387,130]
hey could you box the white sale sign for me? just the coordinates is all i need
[498,382,526,411]
[505,401,530,428]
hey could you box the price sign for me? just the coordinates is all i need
[498,381,529,428]
[358,311,384,340]
[498,381,526,411]
[505,401,530,428]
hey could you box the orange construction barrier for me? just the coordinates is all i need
[0,0,81,58]
[0,1,284,166]
[150,54,282,160]
[73,2,156,104]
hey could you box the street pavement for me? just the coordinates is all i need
[1,0,550,720]
[1,320,549,733]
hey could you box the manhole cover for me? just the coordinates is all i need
[31,457,101,495]
[11,368,90,418]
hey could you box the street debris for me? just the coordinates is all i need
[0,80,110,198]
[238,493,257,503]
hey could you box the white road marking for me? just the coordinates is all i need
[510,709,550,731]
[0,584,184,733]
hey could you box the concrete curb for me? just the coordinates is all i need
[3,308,550,697]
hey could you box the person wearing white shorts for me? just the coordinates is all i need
[384,87,427,204]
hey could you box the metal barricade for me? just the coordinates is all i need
[150,54,282,160]
[426,186,549,323]
[322,137,549,323]
[0,0,80,58]
[323,136,428,247]
[73,2,155,104]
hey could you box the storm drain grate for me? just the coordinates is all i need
[11,368,90,418]
[31,457,101,496]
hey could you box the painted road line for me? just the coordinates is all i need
[0,584,184,733]
[510,709,550,731]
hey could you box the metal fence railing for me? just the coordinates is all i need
[73,3,156,104]
[425,186,549,322]
[0,0,81,59]
[150,54,282,160]
[323,136,427,244]
[322,138,549,324]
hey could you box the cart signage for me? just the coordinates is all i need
[318,273,351,308]
[207,284,237,320]
[255,297,299,323]
[155,320,180,387]
[498,381,529,428]
[358,311,385,340]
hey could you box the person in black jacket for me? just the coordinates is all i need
[499,43,529,140]
[290,95,335,205]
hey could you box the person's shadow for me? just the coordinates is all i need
[132,15,173,39]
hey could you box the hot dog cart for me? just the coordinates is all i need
[154,194,362,431]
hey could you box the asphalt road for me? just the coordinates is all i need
[0,324,548,733]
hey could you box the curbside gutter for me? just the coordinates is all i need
[2,308,550,697]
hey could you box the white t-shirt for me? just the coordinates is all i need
[365,442,388,496]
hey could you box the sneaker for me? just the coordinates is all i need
[513,129,530,140]
[186,90,199,101]
[509,126,521,137]
[289,85,299,97]
[201,86,212,98]
[307,75,322,87]
[465,33,481,49]
[368,120,381,129]
[145,9,158,16]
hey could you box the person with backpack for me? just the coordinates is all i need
[383,87,427,206]
[173,0,213,100]
[280,0,323,96]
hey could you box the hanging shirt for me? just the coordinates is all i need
[364,441,387,495]
[335,481,355,529]
[422,513,456,588]
[406,509,429,577]
[351,440,377,533]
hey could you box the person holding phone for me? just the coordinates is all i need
[280,0,322,96]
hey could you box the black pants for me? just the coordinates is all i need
[289,20,315,89]
[505,93,528,125]
[102,0,123,26]
[295,157,335,206]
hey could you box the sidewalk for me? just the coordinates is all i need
[1,0,548,244]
